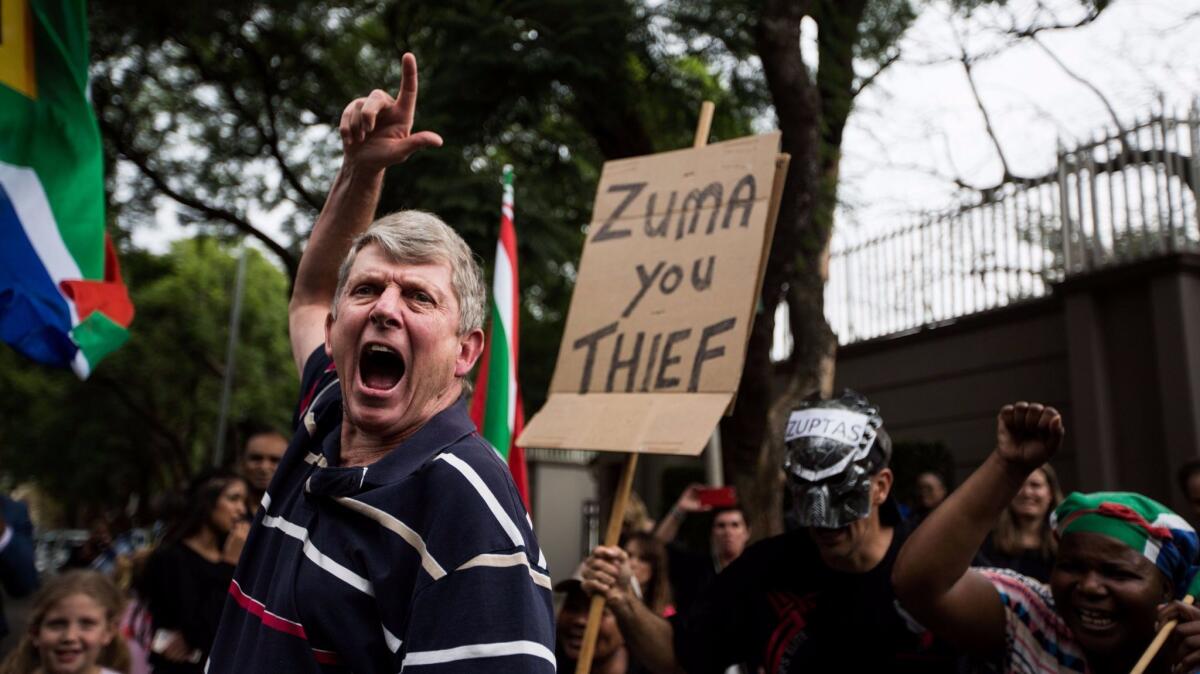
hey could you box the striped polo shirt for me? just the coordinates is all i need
[206,348,555,673]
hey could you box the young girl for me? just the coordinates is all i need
[0,570,130,674]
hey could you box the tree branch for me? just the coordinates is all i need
[100,111,298,278]
[1029,34,1122,135]
[1005,3,1107,39]
[958,44,1013,182]
[90,374,191,477]
[851,48,901,98]
[233,31,325,212]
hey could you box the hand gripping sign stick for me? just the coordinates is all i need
[1130,574,1200,674]
[574,452,640,674]
[573,102,716,674]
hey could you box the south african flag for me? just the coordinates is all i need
[0,0,133,378]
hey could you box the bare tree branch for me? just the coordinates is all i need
[1029,34,1122,133]
[958,45,1013,181]
[1007,6,1105,39]
[852,48,901,97]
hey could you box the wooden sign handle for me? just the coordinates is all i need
[575,100,714,674]
[693,101,715,148]
[1130,594,1194,674]
[574,452,639,674]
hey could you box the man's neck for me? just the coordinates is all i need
[822,522,894,573]
[339,392,459,467]
[715,548,738,570]
[340,423,420,467]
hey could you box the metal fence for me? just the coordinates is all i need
[825,105,1200,344]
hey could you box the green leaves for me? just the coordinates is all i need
[0,240,294,509]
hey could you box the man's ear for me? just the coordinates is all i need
[324,312,335,359]
[872,467,894,506]
[455,328,485,377]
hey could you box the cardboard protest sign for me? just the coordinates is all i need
[519,133,789,456]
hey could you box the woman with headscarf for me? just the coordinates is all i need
[893,402,1200,674]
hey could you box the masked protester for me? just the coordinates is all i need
[893,402,1200,674]
[581,390,959,673]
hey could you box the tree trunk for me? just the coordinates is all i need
[722,0,866,539]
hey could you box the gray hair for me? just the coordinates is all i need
[330,210,487,335]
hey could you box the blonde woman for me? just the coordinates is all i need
[977,464,1062,582]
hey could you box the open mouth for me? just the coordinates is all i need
[359,344,406,391]
[1074,606,1116,631]
[53,649,82,663]
[811,526,850,545]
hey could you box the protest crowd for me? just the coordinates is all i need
[4,41,1200,674]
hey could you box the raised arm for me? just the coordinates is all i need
[653,484,710,545]
[892,402,1065,654]
[582,546,684,674]
[288,52,443,373]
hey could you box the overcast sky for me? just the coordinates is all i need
[838,0,1200,242]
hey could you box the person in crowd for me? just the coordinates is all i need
[583,390,958,673]
[236,424,287,516]
[654,487,751,615]
[137,471,248,674]
[622,493,656,537]
[622,532,674,617]
[913,470,950,520]
[556,574,630,674]
[0,493,39,644]
[975,463,1062,582]
[206,53,553,673]
[64,517,114,571]
[893,401,1200,674]
[0,569,130,674]
[1176,459,1200,524]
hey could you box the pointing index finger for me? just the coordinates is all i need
[393,52,420,134]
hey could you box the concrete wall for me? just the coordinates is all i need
[529,459,596,584]
[834,299,1077,488]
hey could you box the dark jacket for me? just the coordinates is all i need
[0,495,40,640]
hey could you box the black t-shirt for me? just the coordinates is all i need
[666,543,718,618]
[140,541,236,674]
[672,527,959,673]
[974,533,1054,583]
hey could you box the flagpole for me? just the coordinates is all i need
[213,244,248,467]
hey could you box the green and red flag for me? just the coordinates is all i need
[0,0,134,378]
[471,165,530,508]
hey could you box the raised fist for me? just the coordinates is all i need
[995,402,1065,472]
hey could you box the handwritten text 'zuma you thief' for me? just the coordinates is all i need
[567,174,761,394]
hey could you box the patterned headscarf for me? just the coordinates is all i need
[1052,492,1200,597]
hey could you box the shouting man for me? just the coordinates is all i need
[207,54,554,673]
